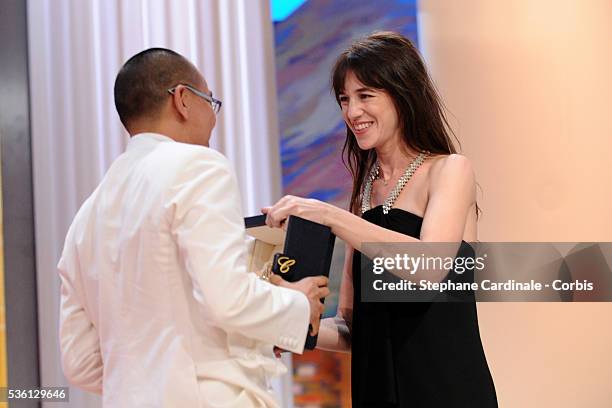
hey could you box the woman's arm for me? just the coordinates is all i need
[316,244,354,353]
[264,155,475,250]
[263,155,476,284]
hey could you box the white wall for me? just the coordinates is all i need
[419,1,612,406]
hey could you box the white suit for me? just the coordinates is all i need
[58,133,310,407]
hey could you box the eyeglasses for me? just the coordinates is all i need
[167,84,222,114]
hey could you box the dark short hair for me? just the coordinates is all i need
[114,48,201,130]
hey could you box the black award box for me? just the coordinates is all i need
[244,215,336,350]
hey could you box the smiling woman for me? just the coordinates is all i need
[331,32,463,217]
[264,31,497,407]
[337,71,402,153]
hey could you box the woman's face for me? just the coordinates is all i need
[339,71,401,151]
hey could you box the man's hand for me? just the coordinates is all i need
[270,274,329,336]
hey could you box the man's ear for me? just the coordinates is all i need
[171,85,189,121]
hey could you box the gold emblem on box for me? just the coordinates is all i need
[276,256,296,274]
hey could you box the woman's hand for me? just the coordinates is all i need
[262,195,333,228]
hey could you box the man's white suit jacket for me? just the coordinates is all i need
[58,133,311,407]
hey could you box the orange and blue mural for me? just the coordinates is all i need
[272,0,419,406]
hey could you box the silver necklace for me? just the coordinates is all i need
[361,152,427,215]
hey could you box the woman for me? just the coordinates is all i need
[264,31,497,407]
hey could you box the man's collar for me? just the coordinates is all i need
[129,132,175,143]
[126,133,176,151]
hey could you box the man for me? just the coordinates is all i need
[58,48,328,407]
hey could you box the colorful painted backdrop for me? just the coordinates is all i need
[272,0,419,406]
[274,0,419,208]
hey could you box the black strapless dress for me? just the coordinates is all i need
[351,206,497,407]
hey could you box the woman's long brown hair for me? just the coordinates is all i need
[331,31,466,215]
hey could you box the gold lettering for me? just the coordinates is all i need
[277,256,296,274]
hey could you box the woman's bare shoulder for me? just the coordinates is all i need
[425,154,476,204]
[428,153,474,181]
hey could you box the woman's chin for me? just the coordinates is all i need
[355,138,376,151]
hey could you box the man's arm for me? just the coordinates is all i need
[169,148,311,353]
[58,242,103,394]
